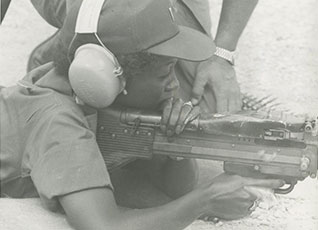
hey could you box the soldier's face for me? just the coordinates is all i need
[113,52,179,108]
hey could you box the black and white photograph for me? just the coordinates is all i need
[0,0,317,229]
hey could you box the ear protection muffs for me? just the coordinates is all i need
[68,0,125,108]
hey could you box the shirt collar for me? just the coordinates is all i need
[20,62,73,96]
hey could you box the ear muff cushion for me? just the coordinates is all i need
[69,44,122,108]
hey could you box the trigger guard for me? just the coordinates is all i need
[274,181,297,194]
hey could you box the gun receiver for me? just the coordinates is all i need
[96,107,318,194]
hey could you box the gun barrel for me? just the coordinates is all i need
[120,108,162,127]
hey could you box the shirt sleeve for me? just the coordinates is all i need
[27,102,112,211]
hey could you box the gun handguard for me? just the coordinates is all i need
[96,107,318,194]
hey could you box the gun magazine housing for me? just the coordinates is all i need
[96,107,318,193]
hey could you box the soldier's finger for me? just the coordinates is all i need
[167,98,183,136]
[160,98,174,133]
[244,185,276,201]
[175,102,192,135]
[243,178,285,189]
[179,106,200,133]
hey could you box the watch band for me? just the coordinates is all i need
[214,47,235,65]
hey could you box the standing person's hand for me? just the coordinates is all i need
[191,56,242,113]
[198,173,285,220]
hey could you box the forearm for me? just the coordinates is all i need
[115,189,206,230]
[215,0,259,50]
[60,187,208,230]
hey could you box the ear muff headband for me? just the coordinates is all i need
[75,0,105,34]
[69,0,121,70]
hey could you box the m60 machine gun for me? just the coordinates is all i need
[96,103,317,194]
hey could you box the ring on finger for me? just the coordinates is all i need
[183,101,193,109]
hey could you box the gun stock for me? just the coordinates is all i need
[96,106,318,194]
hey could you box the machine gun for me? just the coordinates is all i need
[96,105,318,194]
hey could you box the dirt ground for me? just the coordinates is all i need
[0,0,317,230]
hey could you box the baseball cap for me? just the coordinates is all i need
[60,0,215,61]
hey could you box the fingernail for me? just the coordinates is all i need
[280,180,286,186]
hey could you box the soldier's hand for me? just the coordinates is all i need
[191,56,242,113]
[160,98,200,136]
[199,173,284,220]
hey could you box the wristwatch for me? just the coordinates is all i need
[214,47,236,65]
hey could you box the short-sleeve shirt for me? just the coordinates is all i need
[0,66,112,211]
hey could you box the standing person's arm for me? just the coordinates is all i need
[0,0,11,23]
[191,0,259,113]
[59,174,284,230]
[215,0,259,50]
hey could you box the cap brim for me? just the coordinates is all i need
[147,26,215,61]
